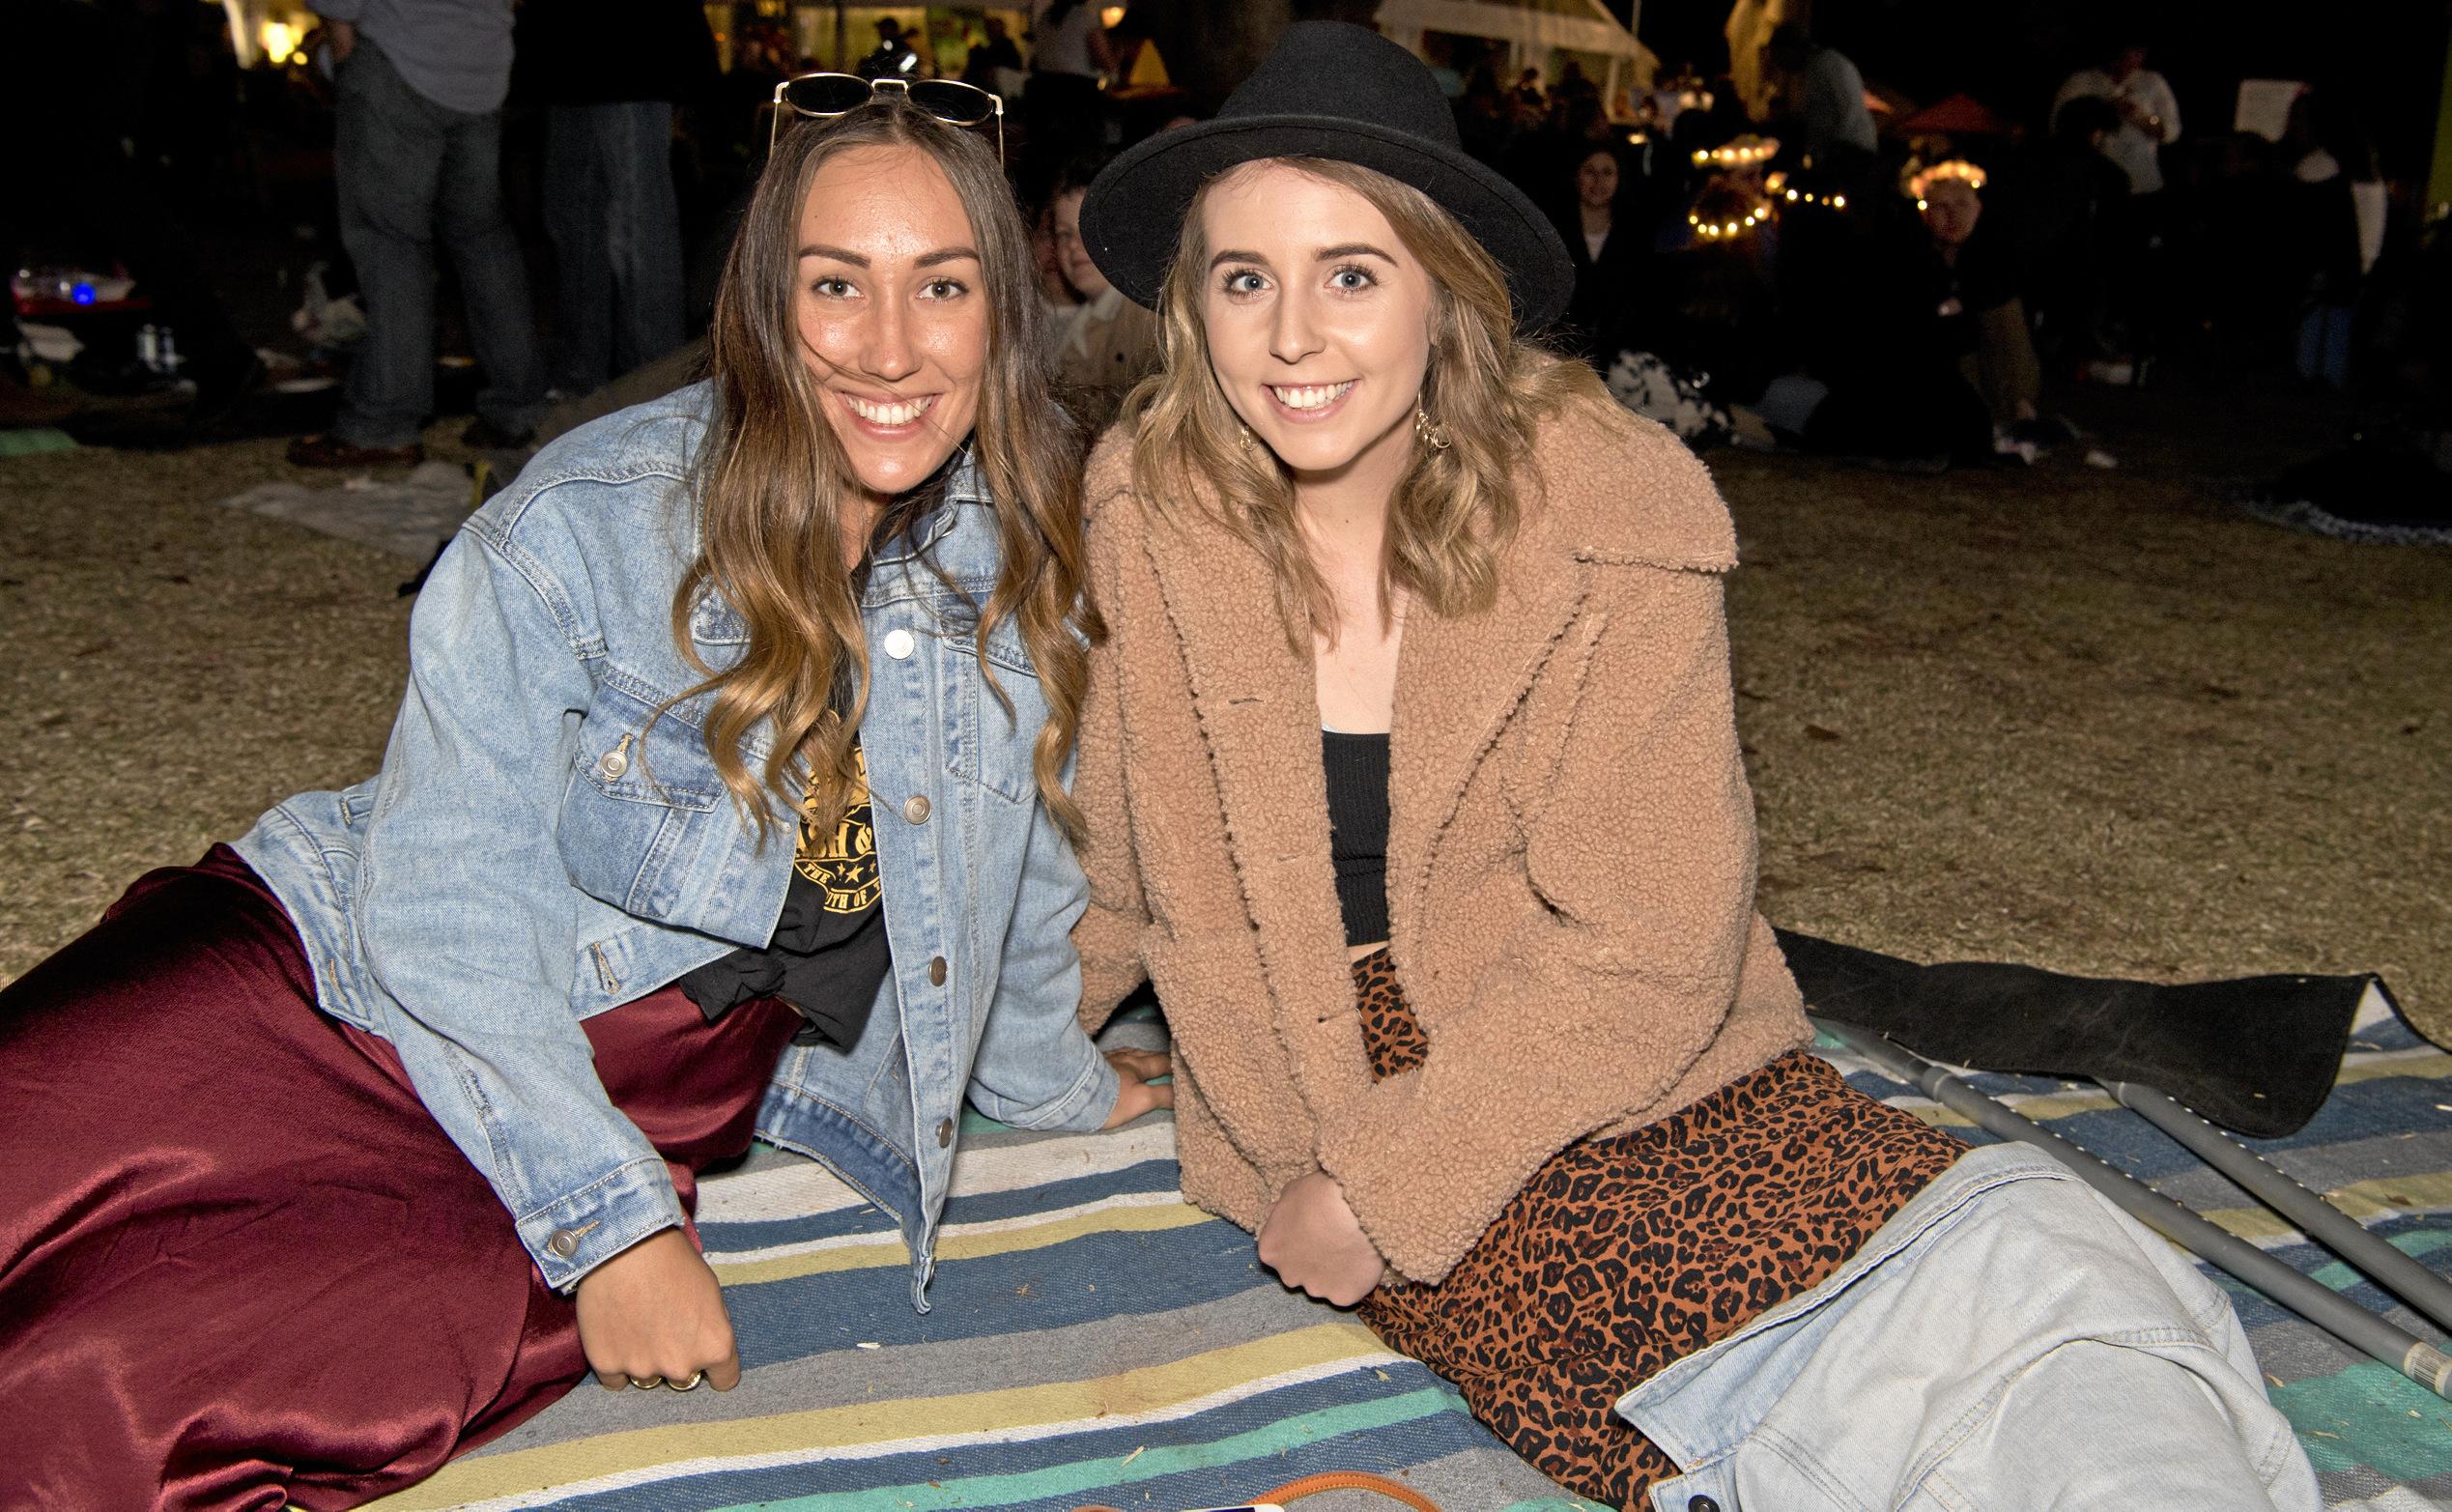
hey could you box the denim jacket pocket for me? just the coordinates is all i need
[556,677,726,923]
[944,615,1047,807]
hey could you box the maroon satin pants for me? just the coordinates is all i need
[0,847,801,1509]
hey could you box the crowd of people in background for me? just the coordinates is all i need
[6,1,2438,472]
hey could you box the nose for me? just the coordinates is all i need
[1269,285,1323,366]
[861,288,919,383]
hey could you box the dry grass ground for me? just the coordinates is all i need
[3,386,2446,1042]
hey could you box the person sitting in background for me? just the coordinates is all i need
[1553,145,1644,367]
[1048,154,1160,434]
[1914,167,2045,445]
[1031,195,1084,342]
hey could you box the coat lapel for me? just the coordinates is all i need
[1385,501,1589,965]
[1134,504,1377,1117]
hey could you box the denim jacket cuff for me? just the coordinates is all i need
[516,1156,688,1293]
[976,1046,1121,1133]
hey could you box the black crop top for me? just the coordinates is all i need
[1323,730,1390,947]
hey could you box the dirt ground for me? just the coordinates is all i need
[3,384,2447,1044]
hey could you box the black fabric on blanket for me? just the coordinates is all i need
[1774,929,2381,1138]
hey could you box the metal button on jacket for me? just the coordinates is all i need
[1687,1497,1721,1512]
[596,747,628,781]
[936,1117,955,1148]
[882,626,916,660]
[927,955,948,986]
[546,1228,582,1259]
[902,794,931,824]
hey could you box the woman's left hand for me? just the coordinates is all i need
[1101,1047,1175,1128]
[1257,1171,1386,1306]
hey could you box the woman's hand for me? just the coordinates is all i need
[574,1227,743,1392]
[1101,1047,1175,1128]
[1257,1171,1386,1306]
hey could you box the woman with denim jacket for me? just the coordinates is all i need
[0,100,1166,1506]
[1067,25,2318,1512]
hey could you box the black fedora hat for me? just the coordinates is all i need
[1079,22,1572,331]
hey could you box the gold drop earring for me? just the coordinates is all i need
[1414,406,1452,451]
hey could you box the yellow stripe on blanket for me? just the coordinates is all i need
[710,1196,1212,1285]
[364,1322,1396,1511]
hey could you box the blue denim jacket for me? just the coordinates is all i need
[234,385,1119,1303]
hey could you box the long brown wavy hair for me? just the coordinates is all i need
[1126,157,1603,646]
[676,101,1090,844]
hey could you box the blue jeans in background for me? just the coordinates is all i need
[544,101,687,396]
[332,42,544,447]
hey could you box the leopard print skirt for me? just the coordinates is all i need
[1347,948,1966,1508]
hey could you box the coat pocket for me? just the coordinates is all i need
[556,679,726,924]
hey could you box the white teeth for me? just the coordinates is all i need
[1269,382,1354,412]
[842,393,934,426]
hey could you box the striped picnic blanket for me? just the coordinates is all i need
[370,990,2452,1512]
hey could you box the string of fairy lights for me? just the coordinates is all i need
[1671,136,1990,242]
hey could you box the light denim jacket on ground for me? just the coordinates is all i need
[234,385,1119,1303]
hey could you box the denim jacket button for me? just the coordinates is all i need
[936,1117,955,1148]
[546,1228,581,1259]
[1687,1497,1722,1512]
[902,794,931,824]
[882,626,916,660]
[928,955,948,986]
[596,749,628,781]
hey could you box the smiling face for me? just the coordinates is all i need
[1576,151,1619,211]
[1197,160,1437,494]
[794,144,988,506]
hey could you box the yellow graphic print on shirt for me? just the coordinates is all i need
[795,746,880,914]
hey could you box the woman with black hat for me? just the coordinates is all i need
[1066,22,2317,1512]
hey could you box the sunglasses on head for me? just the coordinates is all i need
[768,73,1005,159]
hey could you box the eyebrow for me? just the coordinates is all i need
[1207,242,1398,270]
[795,244,981,268]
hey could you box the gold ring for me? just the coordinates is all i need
[667,1371,705,1391]
[630,1376,665,1390]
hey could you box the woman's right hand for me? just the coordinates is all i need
[574,1227,743,1392]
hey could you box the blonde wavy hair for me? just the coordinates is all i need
[1126,157,1603,644]
[676,102,1090,843]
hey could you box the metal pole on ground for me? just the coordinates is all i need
[2101,1077,2452,1336]
[1811,1016,2452,1401]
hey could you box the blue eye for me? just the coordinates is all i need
[1328,266,1376,292]
[1220,270,1269,296]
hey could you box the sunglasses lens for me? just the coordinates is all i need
[781,74,871,117]
[907,81,997,127]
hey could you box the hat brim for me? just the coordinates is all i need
[1078,115,1573,333]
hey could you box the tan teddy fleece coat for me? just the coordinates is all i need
[1071,394,1812,1286]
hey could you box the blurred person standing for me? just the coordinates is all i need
[2053,38,2181,200]
[1027,1,1116,179]
[290,0,546,466]
[517,0,715,399]
[2052,35,2181,377]
[1764,24,1876,172]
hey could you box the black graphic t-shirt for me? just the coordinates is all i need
[678,745,892,1049]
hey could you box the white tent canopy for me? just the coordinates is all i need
[1377,0,1658,112]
